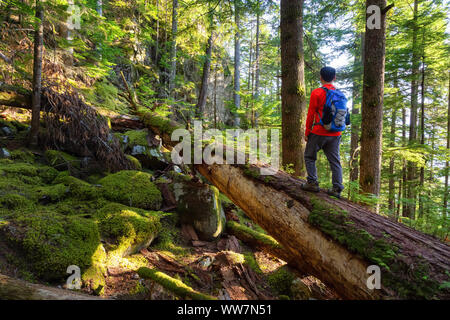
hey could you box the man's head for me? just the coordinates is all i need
[320,66,336,84]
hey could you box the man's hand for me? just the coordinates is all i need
[304,135,308,142]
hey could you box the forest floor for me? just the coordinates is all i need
[0,108,337,300]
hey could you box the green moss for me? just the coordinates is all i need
[243,251,263,275]
[96,202,161,257]
[6,209,100,281]
[126,155,142,170]
[37,166,59,184]
[137,267,217,300]
[99,170,162,210]
[10,149,35,163]
[124,130,149,146]
[267,266,296,297]
[82,244,107,296]
[0,194,34,210]
[152,213,189,257]
[0,162,38,177]
[35,184,68,202]
[308,196,443,299]
[227,221,282,250]
[139,109,184,136]
[44,150,80,170]
[53,175,99,200]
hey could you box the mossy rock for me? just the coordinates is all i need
[53,174,99,200]
[96,202,161,257]
[10,149,35,163]
[99,170,162,210]
[81,244,107,296]
[267,266,296,297]
[37,166,59,184]
[172,176,226,241]
[44,150,80,171]
[0,193,34,210]
[126,155,142,170]
[124,129,149,147]
[0,162,38,177]
[2,209,101,281]
[35,184,68,203]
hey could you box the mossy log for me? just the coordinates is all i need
[133,109,450,300]
[137,267,216,300]
[0,274,105,300]
[226,221,306,273]
[4,87,448,299]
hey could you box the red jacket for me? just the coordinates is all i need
[305,83,341,137]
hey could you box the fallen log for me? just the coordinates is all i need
[226,221,307,273]
[2,87,449,300]
[133,107,450,300]
[0,274,105,300]
[137,267,216,300]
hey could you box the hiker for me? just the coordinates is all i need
[301,67,349,199]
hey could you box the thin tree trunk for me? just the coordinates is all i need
[388,103,397,214]
[349,33,363,198]
[168,0,178,94]
[253,4,261,127]
[195,30,214,117]
[155,0,160,63]
[29,0,44,147]
[280,0,307,177]
[234,0,241,126]
[419,42,426,218]
[359,0,390,196]
[444,72,450,219]
[405,0,420,219]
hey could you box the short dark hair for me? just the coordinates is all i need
[320,67,336,82]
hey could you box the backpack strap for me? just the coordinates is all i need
[313,87,330,126]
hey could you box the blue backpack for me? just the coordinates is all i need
[315,87,350,132]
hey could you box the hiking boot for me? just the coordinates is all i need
[327,187,342,199]
[301,181,320,193]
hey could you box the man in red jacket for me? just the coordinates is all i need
[301,67,344,198]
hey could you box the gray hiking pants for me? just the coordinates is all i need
[304,133,344,191]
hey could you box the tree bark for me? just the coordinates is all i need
[444,72,450,219]
[253,3,261,127]
[0,274,104,300]
[388,103,397,214]
[349,33,363,197]
[280,0,307,177]
[359,0,388,196]
[419,42,426,218]
[168,0,178,94]
[132,108,450,300]
[405,0,420,219]
[233,0,241,126]
[195,30,214,117]
[29,0,44,147]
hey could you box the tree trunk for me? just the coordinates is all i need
[168,0,178,94]
[29,0,44,147]
[418,43,426,218]
[0,274,104,300]
[195,30,214,117]
[359,0,389,196]
[405,0,420,219]
[233,0,241,126]
[349,33,363,197]
[130,106,450,300]
[388,104,397,214]
[444,72,450,219]
[253,4,261,127]
[280,0,307,177]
